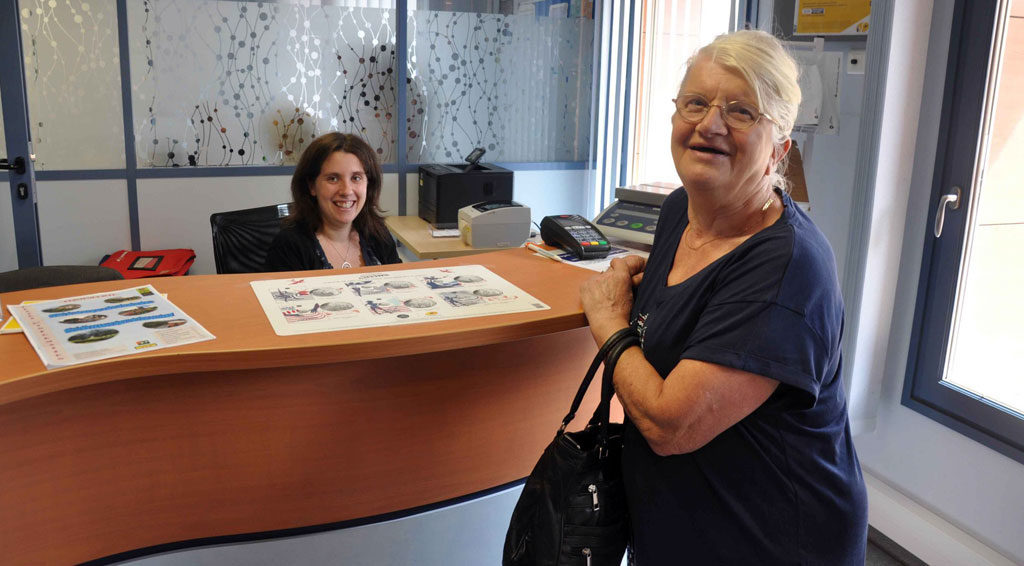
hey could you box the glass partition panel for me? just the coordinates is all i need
[19,0,125,170]
[407,1,594,163]
[129,0,398,167]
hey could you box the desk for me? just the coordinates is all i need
[385,215,512,259]
[0,249,610,565]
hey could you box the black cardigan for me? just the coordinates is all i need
[263,224,400,272]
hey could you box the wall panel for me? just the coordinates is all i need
[0,176,17,273]
[36,179,131,266]
[137,175,293,275]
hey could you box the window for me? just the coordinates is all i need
[19,0,124,169]
[406,0,594,163]
[627,1,732,186]
[904,0,1024,462]
[14,0,595,169]
[128,1,399,166]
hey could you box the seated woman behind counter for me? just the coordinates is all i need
[265,132,401,272]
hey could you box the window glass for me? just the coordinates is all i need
[128,0,398,167]
[943,9,1024,414]
[904,0,1024,461]
[19,0,125,170]
[628,1,731,185]
[407,1,594,163]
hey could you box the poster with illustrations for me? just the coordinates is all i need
[8,285,215,369]
[250,265,550,336]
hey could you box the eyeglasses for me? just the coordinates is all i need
[672,93,778,130]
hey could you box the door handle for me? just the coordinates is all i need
[933,186,962,238]
[0,156,26,175]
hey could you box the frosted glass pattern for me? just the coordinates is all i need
[129,1,398,167]
[407,9,593,163]
[19,0,125,170]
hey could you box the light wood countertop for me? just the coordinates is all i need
[0,248,593,407]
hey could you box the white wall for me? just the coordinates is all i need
[37,179,132,266]
[511,169,590,224]
[10,166,588,276]
[794,47,864,287]
[852,2,1024,564]
[0,175,17,272]
[39,167,586,277]
[404,168,590,228]
[137,175,294,276]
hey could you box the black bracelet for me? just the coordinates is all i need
[598,327,637,361]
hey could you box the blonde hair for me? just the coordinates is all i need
[682,30,802,191]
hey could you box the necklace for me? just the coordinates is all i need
[684,193,775,251]
[319,232,355,269]
[682,225,733,251]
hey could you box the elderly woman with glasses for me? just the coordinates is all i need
[580,30,867,564]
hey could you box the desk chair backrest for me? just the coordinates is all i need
[0,265,124,293]
[210,203,291,274]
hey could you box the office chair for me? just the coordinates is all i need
[0,265,123,293]
[210,203,291,274]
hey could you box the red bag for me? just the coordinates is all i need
[100,249,196,279]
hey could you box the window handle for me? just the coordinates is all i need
[933,187,961,238]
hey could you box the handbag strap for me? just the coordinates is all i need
[558,327,638,434]
[593,333,640,455]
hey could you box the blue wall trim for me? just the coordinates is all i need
[397,0,409,215]
[492,161,588,171]
[116,0,141,250]
[0,0,43,267]
[30,161,588,182]
[618,0,636,190]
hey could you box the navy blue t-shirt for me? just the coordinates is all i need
[624,188,867,565]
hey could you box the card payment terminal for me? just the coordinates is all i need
[540,214,611,260]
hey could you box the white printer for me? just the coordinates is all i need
[458,200,531,248]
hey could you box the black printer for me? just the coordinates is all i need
[418,161,513,229]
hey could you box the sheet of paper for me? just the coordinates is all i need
[3,296,168,335]
[250,265,550,336]
[9,285,215,369]
[2,300,44,334]
[538,245,650,273]
[791,49,842,135]
[430,228,461,238]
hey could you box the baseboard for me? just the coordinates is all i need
[865,472,1018,566]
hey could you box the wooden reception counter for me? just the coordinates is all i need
[0,249,609,565]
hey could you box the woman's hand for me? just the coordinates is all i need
[579,254,646,345]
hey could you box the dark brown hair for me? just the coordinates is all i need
[286,132,390,246]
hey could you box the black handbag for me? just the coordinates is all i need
[503,327,639,566]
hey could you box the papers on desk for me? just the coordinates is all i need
[250,265,550,336]
[8,285,214,369]
[1,300,43,334]
[527,244,651,273]
[429,228,461,238]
